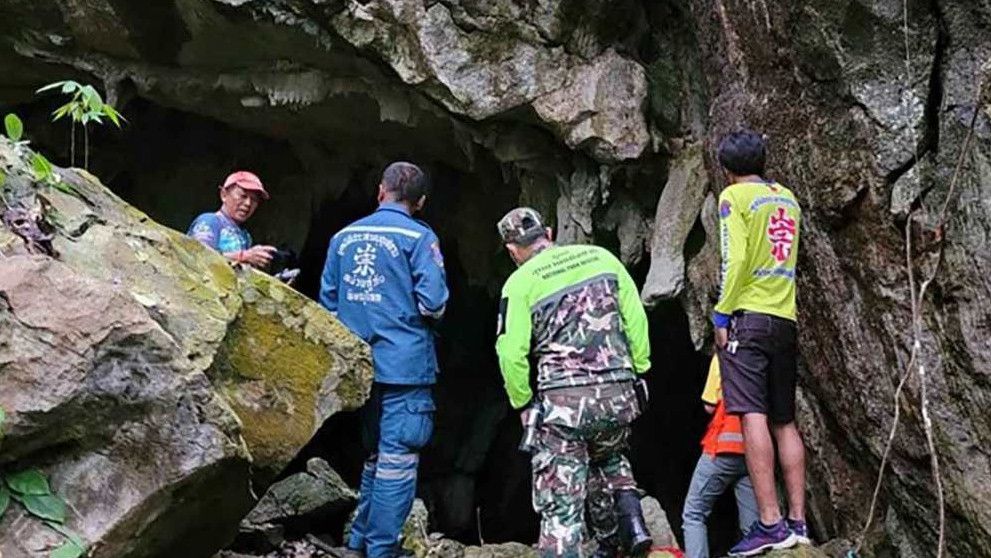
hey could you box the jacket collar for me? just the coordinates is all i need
[376,202,412,217]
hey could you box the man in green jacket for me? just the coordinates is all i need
[495,207,652,558]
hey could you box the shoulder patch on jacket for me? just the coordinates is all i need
[719,200,732,219]
[430,241,444,268]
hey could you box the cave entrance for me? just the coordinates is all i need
[3,94,741,554]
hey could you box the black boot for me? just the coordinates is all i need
[590,541,619,558]
[615,490,652,556]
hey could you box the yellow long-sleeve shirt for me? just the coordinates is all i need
[713,181,801,327]
[700,355,722,405]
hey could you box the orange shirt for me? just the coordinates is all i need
[700,356,744,455]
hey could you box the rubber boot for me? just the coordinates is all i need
[615,490,652,556]
[590,542,619,558]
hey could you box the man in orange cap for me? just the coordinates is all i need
[187,170,278,269]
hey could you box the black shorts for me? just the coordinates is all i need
[718,312,798,424]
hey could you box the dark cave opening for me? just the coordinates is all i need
[2,95,743,555]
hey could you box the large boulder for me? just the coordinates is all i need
[236,458,357,552]
[0,138,372,558]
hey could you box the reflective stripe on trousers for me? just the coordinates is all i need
[348,384,434,558]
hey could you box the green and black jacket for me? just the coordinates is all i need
[495,244,650,409]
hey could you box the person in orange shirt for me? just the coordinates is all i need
[681,356,758,558]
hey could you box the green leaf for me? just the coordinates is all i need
[36,81,69,94]
[52,102,75,121]
[80,86,103,106]
[45,521,86,548]
[5,113,24,141]
[20,493,66,522]
[50,539,85,558]
[0,405,6,427]
[103,106,123,127]
[60,81,79,94]
[6,469,51,495]
[31,153,54,181]
[0,484,10,519]
[52,180,79,197]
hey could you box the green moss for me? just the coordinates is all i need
[215,301,329,472]
[335,358,373,411]
[211,272,372,475]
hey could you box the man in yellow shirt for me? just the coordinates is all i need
[712,131,809,556]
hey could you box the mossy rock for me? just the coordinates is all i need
[0,137,373,558]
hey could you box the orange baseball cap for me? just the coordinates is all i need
[223,171,269,200]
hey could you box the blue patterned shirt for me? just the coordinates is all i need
[187,211,252,254]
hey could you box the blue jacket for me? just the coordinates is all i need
[320,203,449,385]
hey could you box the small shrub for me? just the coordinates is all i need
[0,408,86,557]
[36,80,125,169]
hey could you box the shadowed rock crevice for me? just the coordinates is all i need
[262,144,720,549]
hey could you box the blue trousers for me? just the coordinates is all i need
[682,453,758,558]
[349,383,435,558]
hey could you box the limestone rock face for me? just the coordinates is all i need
[0,139,372,558]
[532,48,650,161]
[641,143,709,306]
[689,2,991,556]
[331,1,650,162]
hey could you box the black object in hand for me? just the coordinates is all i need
[268,247,299,275]
[519,404,543,453]
[634,378,650,413]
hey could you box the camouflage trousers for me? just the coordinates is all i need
[531,382,641,558]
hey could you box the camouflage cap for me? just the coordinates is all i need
[497,207,545,244]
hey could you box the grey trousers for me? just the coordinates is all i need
[682,453,758,558]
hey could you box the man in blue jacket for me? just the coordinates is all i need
[320,162,449,558]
